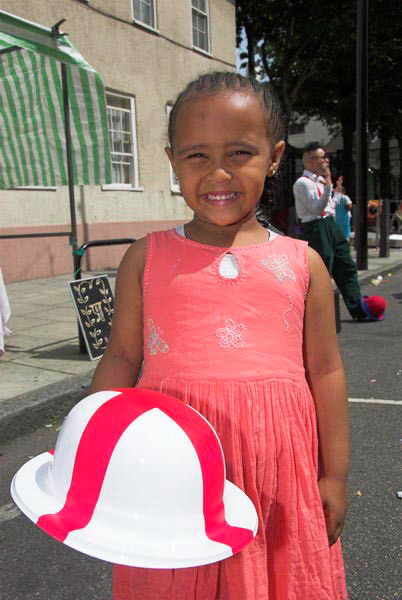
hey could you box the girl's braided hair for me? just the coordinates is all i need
[167,71,285,224]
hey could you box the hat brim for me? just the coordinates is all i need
[11,452,258,568]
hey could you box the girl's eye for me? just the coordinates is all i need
[187,153,205,159]
[232,150,251,157]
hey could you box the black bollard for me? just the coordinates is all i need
[379,199,390,258]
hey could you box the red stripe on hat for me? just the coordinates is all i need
[37,391,150,541]
[159,401,254,553]
[37,389,254,552]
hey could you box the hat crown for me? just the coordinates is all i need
[47,390,224,518]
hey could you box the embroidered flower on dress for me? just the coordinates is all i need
[261,255,296,283]
[216,319,246,348]
[147,319,169,355]
[261,255,296,332]
[282,291,294,332]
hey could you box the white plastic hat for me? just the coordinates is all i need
[11,388,258,568]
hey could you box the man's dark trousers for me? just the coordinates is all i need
[298,217,361,316]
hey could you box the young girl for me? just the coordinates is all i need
[334,176,353,241]
[90,72,349,599]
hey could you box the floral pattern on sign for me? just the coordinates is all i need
[261,255,296,283]
[73,277,114,351]
[216,319,246,349]
[147,319,169,355]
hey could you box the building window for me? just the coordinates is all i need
[166,106,180,193]
[104,92,139,189]
[192,0,210,53]
[133,0,156,30]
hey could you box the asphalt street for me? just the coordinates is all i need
[1,273,401,600]
[338,270,402,401]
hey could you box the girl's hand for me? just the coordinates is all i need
[318,476,348,546]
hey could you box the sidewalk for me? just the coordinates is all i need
[1,248,401,442]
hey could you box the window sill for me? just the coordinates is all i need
[101,185,143,192]
[132,20,160,36]
[12,186,57,191]
[192,45,212,58]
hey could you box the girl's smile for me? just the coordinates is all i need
[203,191,240,206]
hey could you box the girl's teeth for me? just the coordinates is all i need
[207,193,236,200]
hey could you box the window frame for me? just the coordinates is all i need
[102,91,141,192]
[166,105,181,194]
[191,0,211,55]
[132,0,158,33]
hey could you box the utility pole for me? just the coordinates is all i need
[355,0,369,269]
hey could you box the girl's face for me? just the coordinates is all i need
[166,91,284,228]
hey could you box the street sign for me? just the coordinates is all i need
[68,275,113,360]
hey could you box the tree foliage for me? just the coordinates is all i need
[236,0,336,126]
[236,0,402,198]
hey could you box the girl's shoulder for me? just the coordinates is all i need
[121,229,175,278]
[274,233,309,255]
[124,236,147,261]
[119,236,148,281]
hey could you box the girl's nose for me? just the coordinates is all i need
[206,166,232,184]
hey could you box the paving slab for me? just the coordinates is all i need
[6,315,51,333]
[8,344,97,377]
[0,361,71,398]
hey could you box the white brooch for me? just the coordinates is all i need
[216,319,246,348]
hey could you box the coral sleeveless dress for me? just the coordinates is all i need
[113,229,347,600]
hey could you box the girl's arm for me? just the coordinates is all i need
[303,247,350,546]
[88,238,147,393]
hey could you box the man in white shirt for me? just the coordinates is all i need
[293,143,374,321]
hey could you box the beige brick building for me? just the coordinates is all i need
[0,0,236,281]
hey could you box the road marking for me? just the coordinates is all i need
[349,398,401,405]
[0,502,21,523]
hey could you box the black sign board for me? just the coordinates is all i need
[68,275,114,360]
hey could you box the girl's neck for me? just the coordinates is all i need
[185,213,269,248]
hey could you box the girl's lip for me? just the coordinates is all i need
[202,192,240,206]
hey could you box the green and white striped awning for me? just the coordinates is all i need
[0,10,112,188]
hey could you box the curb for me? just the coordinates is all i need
[356,259,402,285]
[0,372,93,444]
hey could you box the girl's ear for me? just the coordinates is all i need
[165,146,179,179]
[268,140,286,176]
[165,146,174,166]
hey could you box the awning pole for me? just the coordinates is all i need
[60,61,87,353]
[60,61,78,263]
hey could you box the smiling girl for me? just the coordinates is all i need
[90,72,349,599]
